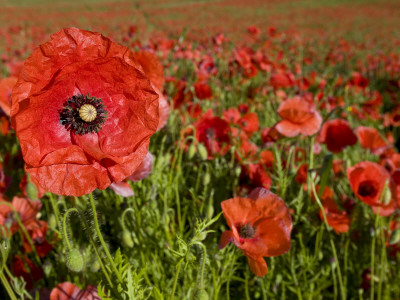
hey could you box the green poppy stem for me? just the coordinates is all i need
[0,271,18,300]
[88,193,123,283]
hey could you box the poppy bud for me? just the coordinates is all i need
[382,185,391,205]
[66,249,84,272]
[389,228,400,245]
[26,182,38,200]
[49,215,57,230]
[203,173,211,186]
[42,260,52,276]
[194,290,209,300]
[234,166,241,177]
[188,143,196,159]
[207,202,214,219]
[91,258,101,273]
[198,143,208,160]
[122,230,134,248]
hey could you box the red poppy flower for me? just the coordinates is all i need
[22,220,53,257]
[275,97,322,137]
[219,188,292,277]
[0,115,10,135]
[296,163,308,185]
[194,81,213,100]
[13,255,43,290]
[348,72,369,89]
[238,112,259,137]
[0,196,41,235]
[50,282,100,300]
[194,110,231,159]
[318,186,350,234]
[356,126,388,154]
[317,119,357,153]
[223,107,241,124]
[247,25,260,36]
[0,76,17,116]
[11,28,159,196]
[347,161,396,216]
[384,106,400,127]
[270,72,295,89]
[0,162,10,196]
[261,126,281,146]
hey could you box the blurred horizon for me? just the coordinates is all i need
[0,0,399,43]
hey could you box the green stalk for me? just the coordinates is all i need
[308,137,346,300]
[0,271,18,300]
[370,211,380,300]
[49,194,62,238]
[62,208,79,251]
[169,259,183,300]
[88,193,123,283]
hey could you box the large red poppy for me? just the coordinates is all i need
[219,188,292,276]
[275,97,322,137]
[347,161,396,216]
[317,119,357,153]
[11,28,159,196]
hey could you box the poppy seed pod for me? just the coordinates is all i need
[66,249,83,273]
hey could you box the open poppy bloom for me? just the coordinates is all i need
[219,188,292,276]
[275,97,322,137]
[11,28,159,196]
[0,196,42,236]
[194,110,231,159]
[317,119,358,153]
[356,126,388,154]
[347,161,396,216]
[50,282,99,300]
[13,255,43,290]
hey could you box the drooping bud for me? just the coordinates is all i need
[66,248,84,272]
[389,228,400,245]
[198,143,208,160]
[122,230,134,248]
[188,143,196,159]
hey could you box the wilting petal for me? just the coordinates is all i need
[109,182,134,197]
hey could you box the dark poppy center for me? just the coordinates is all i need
[239,223,256,239]
[393,115,400,122]
[59,93,108,135]
[358,180,378,198]
[206,128,217,140]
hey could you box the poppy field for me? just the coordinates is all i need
[1,0,400,299]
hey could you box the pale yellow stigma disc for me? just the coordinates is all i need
[79,104,97,122]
